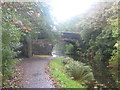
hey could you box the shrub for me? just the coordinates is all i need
[2,23,22,86]
[64,58,94,83]
[2,3,22,86]
[62,57,74,65]
[49,58,84,88]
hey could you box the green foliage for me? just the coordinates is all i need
[11,2,58,57]
[57,2,118,88]
[109,50,119,82]
[52,41,66,56]
[49,58,84,88]
[62,58,94,83]
[65,44,74,55]
[1,1,57,87]
[62,57,74,65]
[1,1,119,88]
[2,2,22,86]
[108,2,120,86]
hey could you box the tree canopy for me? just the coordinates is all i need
[1,1,119,88]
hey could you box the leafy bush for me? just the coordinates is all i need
[63,58,94,83]
[2,22,22,86]
[65,44,74,55]
[49,58,84,88]
[2,3,22,86]
[62,57,74,65]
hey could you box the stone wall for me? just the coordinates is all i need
[32,40,53,55]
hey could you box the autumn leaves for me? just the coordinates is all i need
[13,20,32,33]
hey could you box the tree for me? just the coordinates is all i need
[2,2,22,86]
[56,2,118,88]
[1,1,57,87]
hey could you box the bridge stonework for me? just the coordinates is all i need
[32,40,53,55]
[61,32,82,44]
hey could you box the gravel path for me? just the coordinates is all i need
[18,56,55,88]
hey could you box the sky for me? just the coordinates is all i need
[50,0,98,22]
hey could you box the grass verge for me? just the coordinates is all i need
[49,57,85,88]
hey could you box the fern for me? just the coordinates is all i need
[63,58,94,83]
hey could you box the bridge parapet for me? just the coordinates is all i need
[32,40,53,55]
[61,32,81,44]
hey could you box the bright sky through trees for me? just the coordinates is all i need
[50,0,97,22]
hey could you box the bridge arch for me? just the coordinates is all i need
[52,32,82,56]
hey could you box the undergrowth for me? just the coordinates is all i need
[49,58,85,88]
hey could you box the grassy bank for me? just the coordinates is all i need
[49,58,84,88]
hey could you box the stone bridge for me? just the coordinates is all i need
[21,32,81,57]
[32,40,53,55]
[61,32,82,44]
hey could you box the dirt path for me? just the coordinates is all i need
[18,56,55,88]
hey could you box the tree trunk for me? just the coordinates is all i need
[27,41,32,58]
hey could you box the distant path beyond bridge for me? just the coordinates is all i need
[18,55,55,88]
